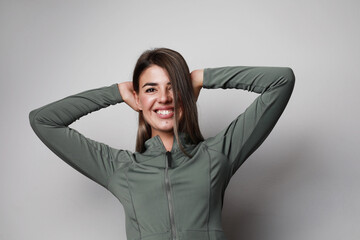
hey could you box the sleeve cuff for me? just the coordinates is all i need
[110,83,123,103]
[202,68,212,89]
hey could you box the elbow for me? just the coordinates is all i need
[281,67,295,101]
[282,67,295,87]
[271,67,295,102]
[273,67,295,95]
[29,109,40,131]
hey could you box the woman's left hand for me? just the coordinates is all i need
[190,69,204,101]
[118,81,140,111]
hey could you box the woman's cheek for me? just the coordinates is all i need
[140,95,155,110]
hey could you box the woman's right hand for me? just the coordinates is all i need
[190,69,204,101]
[118,82,140,111]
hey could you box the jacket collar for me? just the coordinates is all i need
[133,132,197,169]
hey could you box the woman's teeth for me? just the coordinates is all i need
[156,110,173,115]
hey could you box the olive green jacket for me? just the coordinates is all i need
[29,66,295,240]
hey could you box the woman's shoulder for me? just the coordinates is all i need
[111,148,134,165]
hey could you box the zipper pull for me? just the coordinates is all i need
[166,151,172,168]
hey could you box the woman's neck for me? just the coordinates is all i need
[153,132,174,151]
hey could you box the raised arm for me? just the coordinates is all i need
[29,83,126,188]
[202,66,295,176]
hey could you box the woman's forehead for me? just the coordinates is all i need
[139,65,171,86]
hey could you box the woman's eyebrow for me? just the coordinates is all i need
[142,82,171,88]
[142,82,158,88]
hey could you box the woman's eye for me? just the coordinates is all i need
[145,88,156,93]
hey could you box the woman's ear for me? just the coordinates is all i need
[133,91,142,110]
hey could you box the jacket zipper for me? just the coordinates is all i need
[165,151,177,240]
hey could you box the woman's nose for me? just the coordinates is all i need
[158,89,172,103]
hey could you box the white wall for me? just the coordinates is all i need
[1,0,359,239]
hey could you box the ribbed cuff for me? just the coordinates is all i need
[110,83,123,103]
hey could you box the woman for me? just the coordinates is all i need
[29,48,295,240]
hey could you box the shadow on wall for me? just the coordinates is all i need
[222,135,310,240]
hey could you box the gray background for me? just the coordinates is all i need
[1,0,359,239]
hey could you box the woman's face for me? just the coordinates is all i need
[135,65,179,137]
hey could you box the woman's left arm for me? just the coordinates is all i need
[198,66,295,176]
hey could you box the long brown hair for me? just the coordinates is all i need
[133,48,203,154]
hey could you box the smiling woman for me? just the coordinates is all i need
[29,47,295,240]
[135,65,179,149]
[138,66,175,122]
[127,48,204,154]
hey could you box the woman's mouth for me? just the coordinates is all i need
[155,108,175,119]
[156,109,173,115]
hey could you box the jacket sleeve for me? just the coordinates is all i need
[29,83,124,189]
[203,66,295,176]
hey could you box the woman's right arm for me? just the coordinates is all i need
[29,83,127,189]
